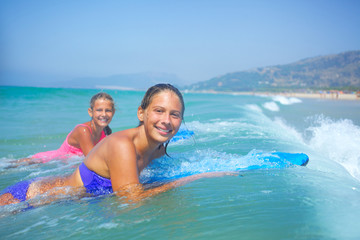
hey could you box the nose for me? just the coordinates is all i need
[161,113,171,124]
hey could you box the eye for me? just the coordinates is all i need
[154,108,164,113]
[171,112,181,119]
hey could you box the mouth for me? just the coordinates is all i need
[155,126,172,135]
[98,117,109,123]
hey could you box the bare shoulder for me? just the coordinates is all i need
[104,129,137,159]
[107,129,135,145]
[69,123,92,141]
[84,128,138,177]
[67,123,92,146]
[73,123,91,134]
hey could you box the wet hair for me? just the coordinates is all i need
[140,83,185,120]
[139,83,185,156]
[90,92,115,135]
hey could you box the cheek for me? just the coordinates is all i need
[173,118,182,128]
[146,112,155,122]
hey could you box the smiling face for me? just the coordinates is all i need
[88,98,115,128]
[138,90,183,144]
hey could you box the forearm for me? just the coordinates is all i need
[115,171,236,202]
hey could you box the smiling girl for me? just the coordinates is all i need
[1,84,233,206]
[19,92,115,164]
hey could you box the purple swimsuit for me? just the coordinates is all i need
[79,163,113,195]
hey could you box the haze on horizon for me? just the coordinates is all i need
[1,0,360,86]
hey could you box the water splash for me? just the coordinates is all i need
[140,150,307,184]
[306,115,360,181]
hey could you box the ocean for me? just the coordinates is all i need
[0,86,360,239]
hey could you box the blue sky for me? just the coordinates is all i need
[1,0,360,84]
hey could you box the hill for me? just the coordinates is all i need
[185,51,360,92]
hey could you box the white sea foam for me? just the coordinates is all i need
[262,96,302,111]
[263,101,280,111]
[244,104,263,113]
[97,222,119,229]
[0,157,15,171]
[306,116,360,181]
[272,95,302,105]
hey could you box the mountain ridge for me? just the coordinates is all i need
[185,50,360,92]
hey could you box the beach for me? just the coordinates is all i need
[187,90,360,100]
[262,91,360,100]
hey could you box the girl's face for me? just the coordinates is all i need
[139,91,183,144]
[88,98,115,128]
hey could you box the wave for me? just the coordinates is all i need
[263,102,280,112]
[193,103,360,183]
[306,116,360,181]
[242,104,306,145]
[244,102,360,182]
[272,95,302,105]
[262,95,302,112]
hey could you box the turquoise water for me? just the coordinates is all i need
[1,86,360,239]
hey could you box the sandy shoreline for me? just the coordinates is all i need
[186,90,360,101]
[254,92,360,101]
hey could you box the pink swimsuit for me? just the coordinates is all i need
[31,124,106,163]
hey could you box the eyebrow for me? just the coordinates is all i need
[152,105,181,112]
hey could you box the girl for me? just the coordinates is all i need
[18,92,115,164]
[1,84,233,206]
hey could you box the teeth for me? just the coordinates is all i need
[156,127,171,133]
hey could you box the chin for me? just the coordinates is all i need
[156,134,174,143]
[98,121,109,126]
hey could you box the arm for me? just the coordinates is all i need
[107,137,142,191]
[116,172,236,203]
[107,135,237,202]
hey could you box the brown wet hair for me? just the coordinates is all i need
[139,83,185,123]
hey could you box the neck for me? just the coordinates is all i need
[90,120,104,135]
[135,125,162,157]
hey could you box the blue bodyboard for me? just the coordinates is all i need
[171,128,194,143]
[141,151,309,184]
[239,152,309,171]
[144,129,309,184]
